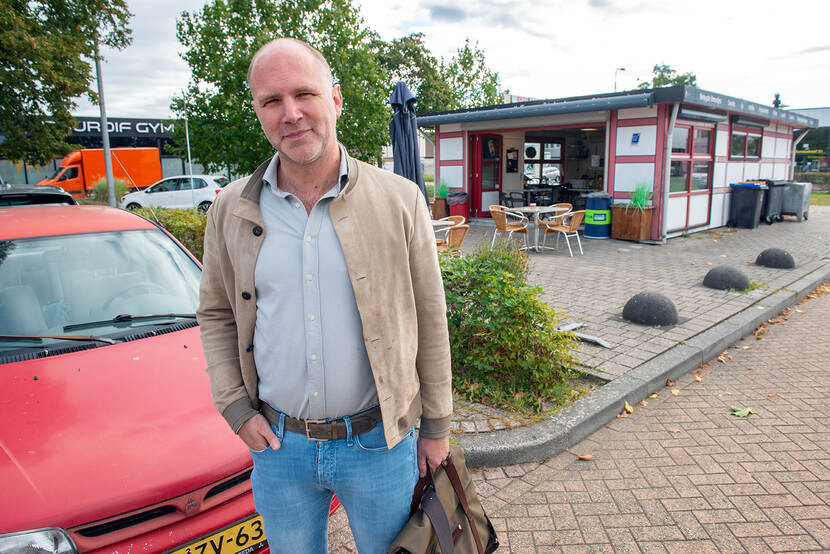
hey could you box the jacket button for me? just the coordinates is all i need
[246,344,254,352]
[241,291,251,300]
[252,225,263,236]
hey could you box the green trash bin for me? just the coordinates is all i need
[584,192,612,239]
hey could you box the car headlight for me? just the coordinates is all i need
[0,528,76,554]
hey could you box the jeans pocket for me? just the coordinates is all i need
[249,446,269,454]
[354,424,388,452]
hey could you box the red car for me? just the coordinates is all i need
[0,205,337,553]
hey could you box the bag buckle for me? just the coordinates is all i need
[304,419,330,441]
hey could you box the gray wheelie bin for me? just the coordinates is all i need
[781,181,811,221]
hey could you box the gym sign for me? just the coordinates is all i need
[71,117,175,138]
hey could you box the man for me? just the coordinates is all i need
[197,38,453,553]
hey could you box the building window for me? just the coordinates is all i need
[670,122,714,194]
[730,126,762,159]
[523,141,562,184]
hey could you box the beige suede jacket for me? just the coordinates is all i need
[196,153,453,448]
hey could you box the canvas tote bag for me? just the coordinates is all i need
[388,445,498,554]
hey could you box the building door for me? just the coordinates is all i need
[666,123,715,232]
[470,134,502,218]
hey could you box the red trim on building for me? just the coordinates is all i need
[616,117,659,127]
[608,110,618,197]
[616,155,657,163]
[652,103,669,239]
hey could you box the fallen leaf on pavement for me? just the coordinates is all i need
[671,390,679,396]
[704,262,712,266]
[624,401,634,414]
[768,392,776,397]
[616,412,630,419]
[730,406,755,418]
[640,400,648,407]
[565,448,593,461]
[695,375,703,383]
[742,346,751,350]
[747,367,753,371]
[720,254,727,258]
[666,379,676,387]
[649,393,659,398]
[668,429,681,433]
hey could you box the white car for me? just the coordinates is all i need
[120,174,230,212]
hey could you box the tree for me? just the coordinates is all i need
[637,63,697,89]
[0,0,132,165]
[440,39,505,110]
[171,0,389,174]
[371,33,454,116]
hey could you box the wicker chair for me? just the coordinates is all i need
[489,205,528,248]
[542,209,585,256]
[436,224,469,253]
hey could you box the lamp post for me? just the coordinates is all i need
[614,67,626,92]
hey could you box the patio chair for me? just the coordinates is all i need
[489,205,528,248]
[541,209,585,256]
[499,191,525,208]
[540,202,572,224]
[437,224,469,253]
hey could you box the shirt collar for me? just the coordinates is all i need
[262,144,349,200]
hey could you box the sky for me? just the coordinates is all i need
[73,0,830,119]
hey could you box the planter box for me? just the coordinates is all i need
[611,205,654,242]
[431,197,448,220]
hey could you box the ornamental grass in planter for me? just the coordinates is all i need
[611,183,654,242]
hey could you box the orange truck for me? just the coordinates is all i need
[38,147,162,198]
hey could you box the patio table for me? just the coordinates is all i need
[513,204,569,252]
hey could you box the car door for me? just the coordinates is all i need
[171,177,194,208]
[146,178,178,207]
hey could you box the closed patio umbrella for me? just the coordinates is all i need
[389,81,429,206]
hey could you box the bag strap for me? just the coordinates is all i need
[409,475,430,517]
[421,482,455,554]
[443,454,485,554]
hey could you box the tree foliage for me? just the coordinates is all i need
[637,63,697,90]
[171,0,389,174]
[441,38,504,110]
[0,0,132,164]
[373,34,505,115]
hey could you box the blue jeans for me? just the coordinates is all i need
[250,413,418,554]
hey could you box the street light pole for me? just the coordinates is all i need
[614,67,626,92]
[95,38,116,206]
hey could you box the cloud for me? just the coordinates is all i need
[769,45,830,61]
[427,5,467,23]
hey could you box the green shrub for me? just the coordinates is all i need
[437,182,450,198]
[92,177,129,202]
[440,242,579,413]
[424,174,435,183]
[136,207,207,262]
[626,183,653,211]
[426,183,434,198]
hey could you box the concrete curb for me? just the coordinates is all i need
[458,262,830,467]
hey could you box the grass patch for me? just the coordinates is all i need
[743,281,765,293]
[811,192,830,206]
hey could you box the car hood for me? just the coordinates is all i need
[0,326,251,533]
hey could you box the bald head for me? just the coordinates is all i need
[247,38,333,92]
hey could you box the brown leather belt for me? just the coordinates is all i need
[261,404,382,441]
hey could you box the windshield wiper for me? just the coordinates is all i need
[0,334,117,345]
[63,313,197,332]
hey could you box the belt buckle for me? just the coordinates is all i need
[304,419,329,441]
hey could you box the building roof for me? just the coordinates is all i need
[418,86,818,128]
[791,107,830,127]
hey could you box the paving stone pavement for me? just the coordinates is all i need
[329,285,830,553]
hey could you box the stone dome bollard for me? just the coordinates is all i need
[622,292,678,326]
[755,248,795,269]
[703,266,750,291]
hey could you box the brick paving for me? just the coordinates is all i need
[330,285,830,552]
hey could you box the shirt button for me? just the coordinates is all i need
[241,291,251,300]
[305,235,312,243]
[308,314,315,321]
[306,274,313,281]
[252,226,263,236]
[246,344,254,353]
[312,392,319,397]
[294,202,301,209]
[310,354,317,360]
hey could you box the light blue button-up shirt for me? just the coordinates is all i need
[253,147,377,420]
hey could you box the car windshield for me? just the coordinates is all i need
[0,229,201,348]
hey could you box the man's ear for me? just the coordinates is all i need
[332,84,343,119]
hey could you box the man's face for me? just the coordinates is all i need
[249,44,342,168]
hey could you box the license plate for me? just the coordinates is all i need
[167,515,267,554]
